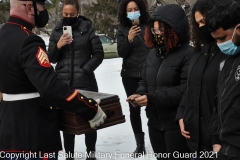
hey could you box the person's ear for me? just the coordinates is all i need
[236,24,240,34]
[25,4,34,16]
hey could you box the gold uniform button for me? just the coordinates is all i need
[95,104,98,107]
[23,27,26,29]
[50,106,53,110]
[89,100,92,103]
[201,44,204,46]
[81,96,84,99]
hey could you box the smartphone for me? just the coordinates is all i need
[132,19,140,26]
[63,26,72,37]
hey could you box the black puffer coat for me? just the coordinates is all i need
[117,24,149,78]
[48,16,104,91]
[176,41,222,152]
[136,4,191,131]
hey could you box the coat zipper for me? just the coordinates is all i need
[156,51,164,130]
[225,145,229,155]
[69,42,74,87]
[219,57,239,141]
[139,56,141,77]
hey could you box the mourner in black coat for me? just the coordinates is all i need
[176,1,223,158]
[117,0,150,155]
[48,16,103,92]
[206,0,240,159]
[47,1,104,159]
[127,4,191,160]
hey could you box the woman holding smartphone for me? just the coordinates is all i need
[47,0,104,160]
[117,0,150,156]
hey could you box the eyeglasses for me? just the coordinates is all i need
[151,27,164,35]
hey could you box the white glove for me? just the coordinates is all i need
[89,99,107,129]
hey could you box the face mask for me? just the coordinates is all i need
[127,11,141,20]
[154,34,164,46]
[199,25,213,41]
[63,16,78,26]
[217,26,240,55]
[35,9,49,28]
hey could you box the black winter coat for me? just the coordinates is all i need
[211,52,240,158]
[135,4,191,130]
[176,41,222,152]
[136,45,191,130]
[117,24,149,78]
[48,16,104,91]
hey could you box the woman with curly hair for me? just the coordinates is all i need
[127,4,191,159]
[176,0,223,158]
[117,0,150,156]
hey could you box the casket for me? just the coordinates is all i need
[57,90,125,135]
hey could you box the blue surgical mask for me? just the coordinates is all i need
[217,26,240,55]
[127,11,141,20]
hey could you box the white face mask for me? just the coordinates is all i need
[217,26,240,55]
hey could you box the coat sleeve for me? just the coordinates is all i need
[176,90,187,120]
[18,35,98,120]
[47,30,62,63]
[117,26,134,58]
[136,62,148,94]
[211,95,221,145]
[82,28,104,73]
[146,52,190,108]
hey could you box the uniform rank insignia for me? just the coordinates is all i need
[36,47,51,67]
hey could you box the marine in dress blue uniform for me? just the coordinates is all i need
[0,0,106,157]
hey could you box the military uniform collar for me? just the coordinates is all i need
[8,15,34,31]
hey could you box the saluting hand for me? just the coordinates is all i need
[57,33,73,49]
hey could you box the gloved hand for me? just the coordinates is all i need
[89,99,107,129]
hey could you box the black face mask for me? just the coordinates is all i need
[35,9,49,28]
[31,0,49,28]
[154,34,164,46]
[199,25,213,41]
[63,17,78,26]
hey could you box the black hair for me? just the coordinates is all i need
[62,0,80,13]
[190,0,217,51]
[206,0,240,32]
[118,0,149,27]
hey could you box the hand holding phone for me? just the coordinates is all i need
[128,25,141,41]
[56,26,73,49]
